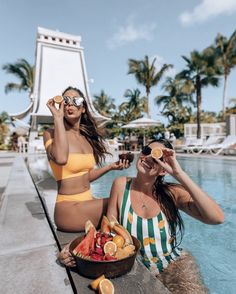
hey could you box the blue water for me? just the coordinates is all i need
[91,156,236,294]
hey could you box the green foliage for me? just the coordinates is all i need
[93,90,116,117]
[2,59,34,95]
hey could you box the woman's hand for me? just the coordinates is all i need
[109,159,130,170]
[46,97,64,120]
[156,148,183,177]
[58,244,76,267]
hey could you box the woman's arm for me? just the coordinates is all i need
[157,149,224,225]
[89,160,130,182]
[43,98,69,165]
[106,177,124,220]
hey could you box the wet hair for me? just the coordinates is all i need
[62,86,110,165]
[148,138,184,247]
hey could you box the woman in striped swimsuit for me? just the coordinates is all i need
[107,139,224,293]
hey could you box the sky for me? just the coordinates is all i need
[0,0,236,124]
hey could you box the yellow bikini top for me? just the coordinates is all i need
[44,138,96,181]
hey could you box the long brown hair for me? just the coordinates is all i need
[62,86,110,165]
[149,139,184,247]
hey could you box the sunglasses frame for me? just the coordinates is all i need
[63,95,84,107]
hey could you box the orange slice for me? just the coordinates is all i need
[151,147,163,160]
[112,235,125,248]
[90,274,105,291]
[98,278,114,294]
[53,95,63,104]
[103,241,117,256]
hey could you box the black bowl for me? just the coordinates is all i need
[69,236,140,279]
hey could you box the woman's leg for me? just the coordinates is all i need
[54,198,109,232]
[156,251,209,294]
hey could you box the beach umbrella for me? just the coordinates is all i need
[121,117,161,145]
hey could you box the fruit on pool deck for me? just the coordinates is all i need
[112,235,125,248]
[98,278,115,294]
[90,274,105,291]
[151,147,163,160]
[53,95,63,104]
[119,152,134,163]
[103,241,117,256]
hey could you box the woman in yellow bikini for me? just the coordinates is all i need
[43,86,129,233]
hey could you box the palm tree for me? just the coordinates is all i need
[214,30,236,119]
[177,50,220,138]
[128,55,173,117]
[93,90,116,116]
[119,88,147,122]
[2,59,34,97]
[156,76,195,112]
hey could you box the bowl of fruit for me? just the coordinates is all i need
[69,217,140,278]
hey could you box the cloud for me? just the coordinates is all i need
[107,16,156,49]
[179,0,236,26]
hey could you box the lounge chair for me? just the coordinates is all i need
[184,136,223,154]
[182,138,204,153]
[203,135,236,155]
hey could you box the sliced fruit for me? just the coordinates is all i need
[53,95,63,104]
[151,147,163,160]
[112,235,125,248]
[73,226,95,256]
[98,278,115,294]
[85,220,96,235]
[100,216,111,234]
[123,244,135,255]
[112,224,133,245]
[90,274,105,291]
[103,241,117,256]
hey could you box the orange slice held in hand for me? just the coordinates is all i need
[151,147,163,160]
[53,95,63,104]
[98,278,115,294]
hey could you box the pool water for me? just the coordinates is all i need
[91,156,236,294]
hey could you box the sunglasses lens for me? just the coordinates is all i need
[73,97,84,106]
[142,146,151,155]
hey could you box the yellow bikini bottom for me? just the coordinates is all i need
[56,189,93,202]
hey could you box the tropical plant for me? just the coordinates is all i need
[93,90,116,116]
[0,111,11,145]
[128,55,173,117]
[119,88,147,121]
[177,50,220,138]
[214,30,236,119]
[156,76,195,111]
[2,59,34,96]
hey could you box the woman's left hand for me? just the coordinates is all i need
[156,148,183,177]
[109,159,130,170]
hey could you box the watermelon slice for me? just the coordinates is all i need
[73,227,95,256]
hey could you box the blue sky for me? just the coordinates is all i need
[0,0,236,124]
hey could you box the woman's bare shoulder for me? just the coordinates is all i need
[112,176,128,187]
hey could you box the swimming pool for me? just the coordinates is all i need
[29,154,236,293]
[91,155,236,294]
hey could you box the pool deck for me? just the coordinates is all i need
[0,152,170,294]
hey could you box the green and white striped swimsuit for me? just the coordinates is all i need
[120,178,181,275]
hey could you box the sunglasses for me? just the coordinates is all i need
[141,145,163,161]
[63,96,84,107]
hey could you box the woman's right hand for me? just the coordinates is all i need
[46,97,64,120]
[58,244,76,267]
